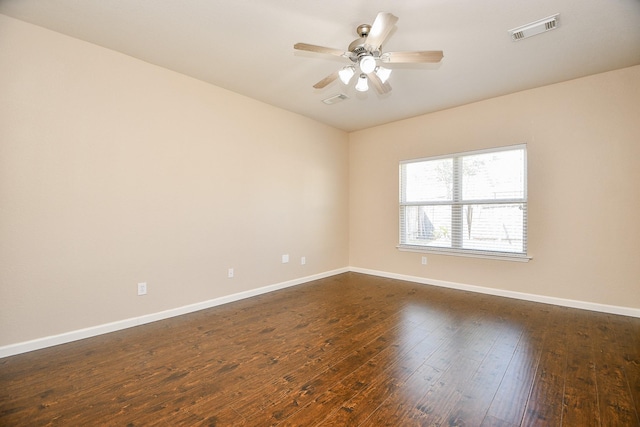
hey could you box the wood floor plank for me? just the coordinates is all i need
[282,305,454,426]
[612,314,640,425]
[356,361,448,426]
[1,272,639,426]
[592,313,639,426]
[521,306,569,426]
[481,304,550,426]
[264,283,461,425]
[239,313,407,424]
[319,321,453,426]
[406,315,508,425]
[482,414,520,427]
[561,309,601,427]
[358,309,493,426]
[445,318,524,426]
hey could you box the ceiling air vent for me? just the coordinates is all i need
[509,14,559,41]
[322,93,349,105]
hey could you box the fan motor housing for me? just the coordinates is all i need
[348,41,381,60]
[348,38,366,54]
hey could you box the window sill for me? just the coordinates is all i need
[397,245,532,262]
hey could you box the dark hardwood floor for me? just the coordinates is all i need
[1,272,639,426]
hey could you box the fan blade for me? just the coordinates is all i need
[294,43,349,58]
[366,72,391,94]
[380,50,444,63]
[313,71,339,89]
[364,12,398,50]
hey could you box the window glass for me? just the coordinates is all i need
[462,150,525,200]
[403,158,452,202]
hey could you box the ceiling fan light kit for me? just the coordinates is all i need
[375,66,392,84]
[294,12,443,96]
[359,55,377,74]
[355,74,369,92]
[339,66,356,84]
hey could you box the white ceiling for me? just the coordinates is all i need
[1,0,639,132]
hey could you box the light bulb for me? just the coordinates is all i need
[359,55,376,74]
[375,66,392,84]
[338,66,355,84]
[355,74,368,92]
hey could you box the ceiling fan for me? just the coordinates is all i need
[294,12,443,94]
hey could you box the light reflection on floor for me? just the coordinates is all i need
[382,298,535,421]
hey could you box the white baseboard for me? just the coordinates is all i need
[0,267,349,359]
[349,267,640,318]
[3,265,638,359]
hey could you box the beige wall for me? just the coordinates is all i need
[2,14,639,350]
[349,65,640,310]
[0,15,349,346]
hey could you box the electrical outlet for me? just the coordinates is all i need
[301,256,306,265]
[137,282,147,296]
[421,256,427,265]
[282,254,289,263]
[228,268,234,278]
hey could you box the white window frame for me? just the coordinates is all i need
[398,144,530,262]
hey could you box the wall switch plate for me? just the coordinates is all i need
[301,256,306,265]
[421,256,427,265]
[137,282,147,296]
[228,268,234,278]
[282,254,289,263]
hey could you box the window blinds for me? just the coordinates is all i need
[399,145,527,259]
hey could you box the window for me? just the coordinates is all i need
[399,145,528,260]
